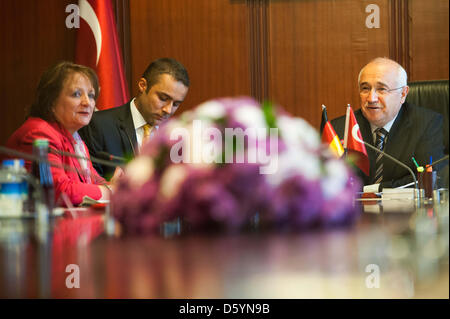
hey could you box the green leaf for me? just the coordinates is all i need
[262,100,278,129]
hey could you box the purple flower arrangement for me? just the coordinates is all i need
[111,97,361,234]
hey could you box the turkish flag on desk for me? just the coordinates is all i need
[343,105,370,176]
[75,0,129,110]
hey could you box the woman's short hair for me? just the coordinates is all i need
[29,61,99,121]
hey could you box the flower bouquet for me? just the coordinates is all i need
[111,97,361,234]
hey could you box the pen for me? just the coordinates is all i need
[426,156,433,172]
[412,157,424,172]
[411,157,419,168]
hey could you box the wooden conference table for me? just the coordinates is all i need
[0,196,448,299]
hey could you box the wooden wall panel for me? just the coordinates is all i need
[114,0,132,93]
[0,0,76,145]
[267,0,390,129]
[1,0,448,148]
[129,0,251,111]
[389,0,410,73]
[409,0,449,81]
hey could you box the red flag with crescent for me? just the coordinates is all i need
[343,105,370,176]
[75,0,129,110]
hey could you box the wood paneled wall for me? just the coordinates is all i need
[267,0,391,127]
[128,0,251,111]
[409,0,449,81]
[0,0,76,145]
[1,0,448,146]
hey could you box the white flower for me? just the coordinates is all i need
[233,104,267,129]
[320,159,348,199]
[180,110,196,123]
[159,164,189,201]
[165,117,185,131]
[195,101,226,120]
[266,148,321,185]
[125,156,154,189]
[278,116,320,150]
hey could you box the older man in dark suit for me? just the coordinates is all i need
[331,57,445,191]
[79,58,189,179]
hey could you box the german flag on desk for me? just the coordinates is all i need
[320,105,344,158]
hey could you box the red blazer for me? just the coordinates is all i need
[6,117,106,206]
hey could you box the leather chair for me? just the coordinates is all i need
[406,80,449,154]
[406,79,449,187]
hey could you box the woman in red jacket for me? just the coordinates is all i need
[7,61,122,206]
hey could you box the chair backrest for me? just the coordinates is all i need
[406,80,449,154]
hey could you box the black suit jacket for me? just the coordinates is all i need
[330,102,445,189]
[79,102,137,179]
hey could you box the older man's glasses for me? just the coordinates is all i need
[359,85,405,96]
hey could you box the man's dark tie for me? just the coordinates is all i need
[373,128,388,184]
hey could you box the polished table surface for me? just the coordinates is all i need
[0,199,448,299]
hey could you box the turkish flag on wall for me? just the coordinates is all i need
[75,0,129,110]
[344,106,370,176]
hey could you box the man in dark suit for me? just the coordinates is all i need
[79,58,189,179]
[331,57,444,191]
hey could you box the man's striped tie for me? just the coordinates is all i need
[373,127,388,184]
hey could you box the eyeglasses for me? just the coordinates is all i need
[359,85,405,96]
